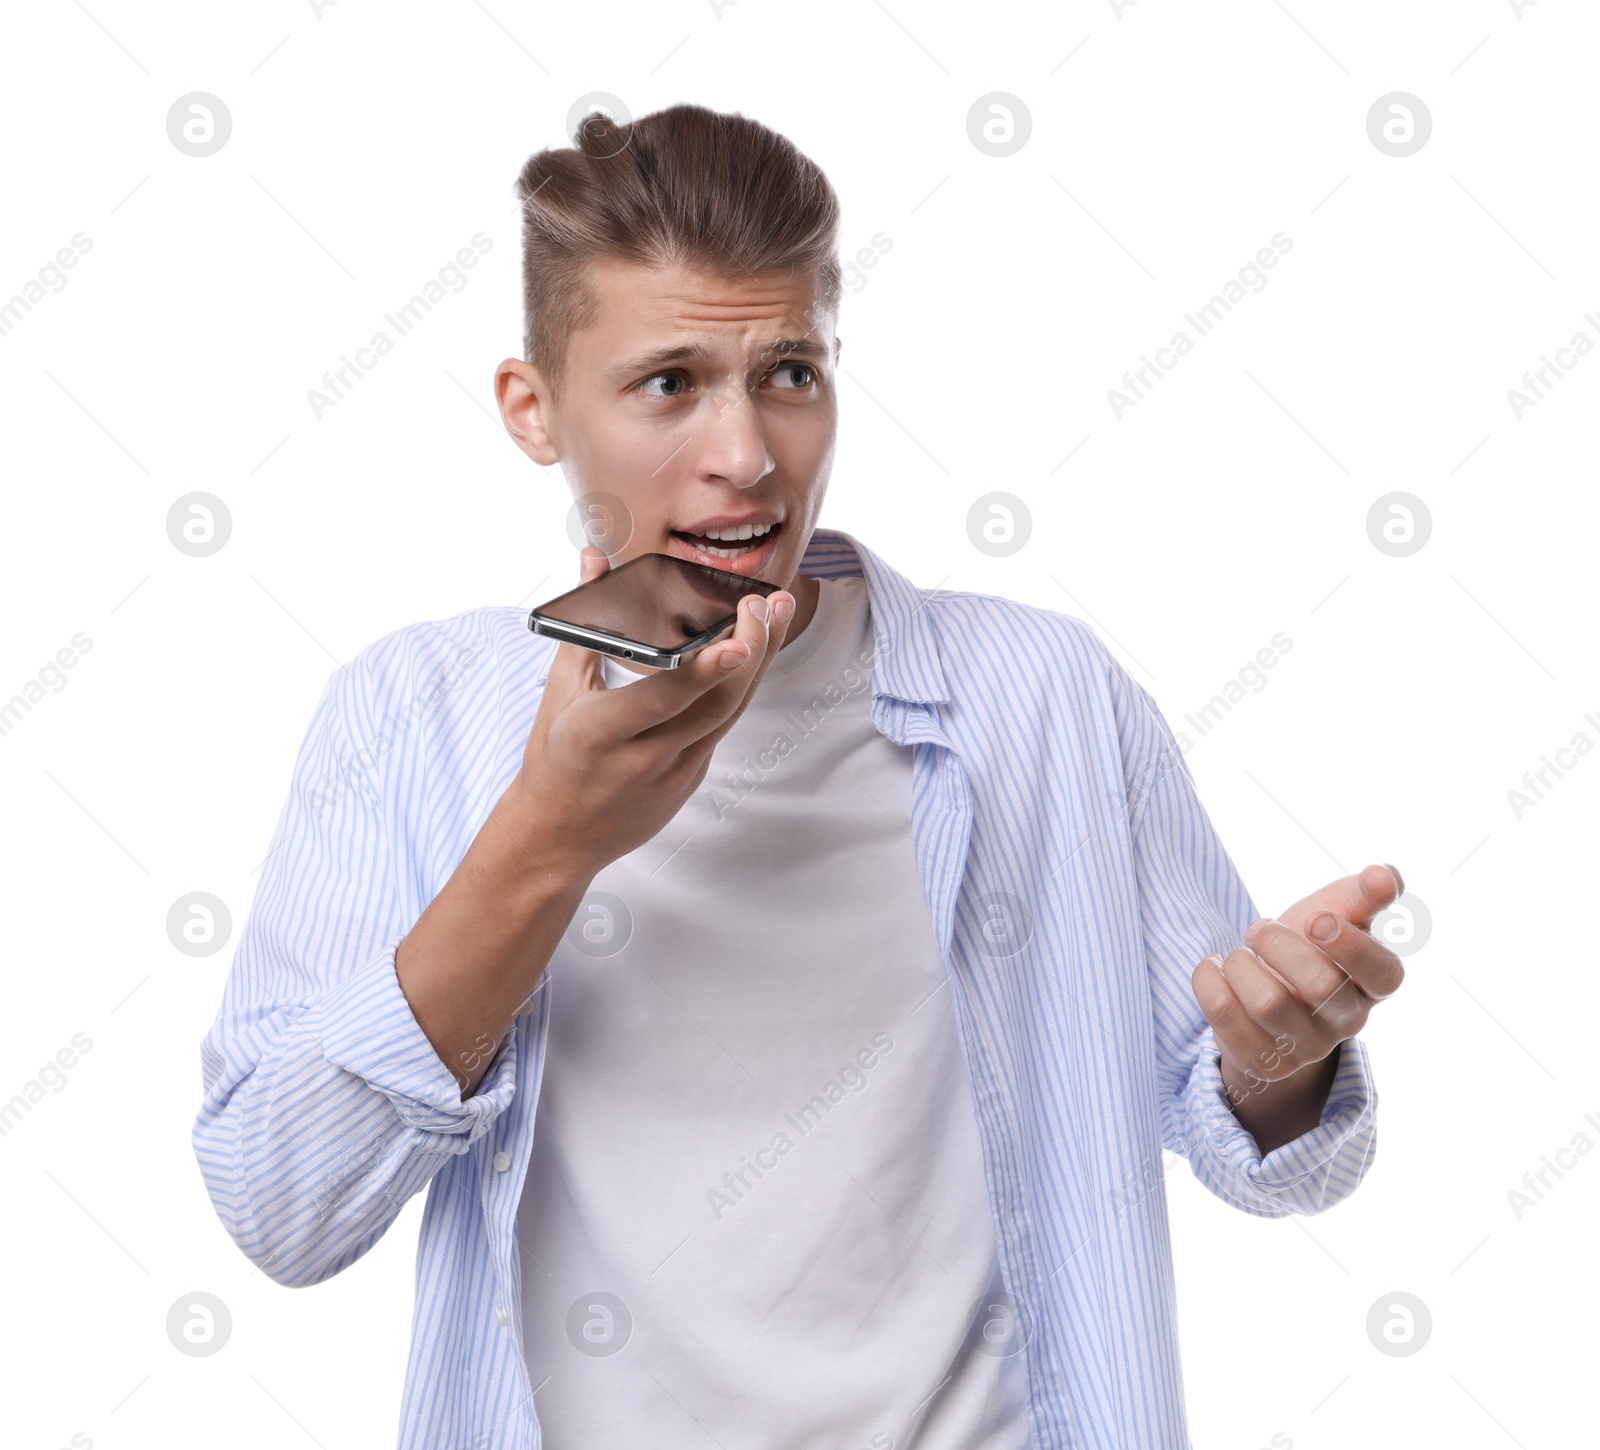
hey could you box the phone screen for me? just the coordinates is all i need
[532,552,778,653]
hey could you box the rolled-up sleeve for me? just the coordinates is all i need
[190,656,520,1288]
[1182,1031,1377,1216]
[1111,665,1379,1218]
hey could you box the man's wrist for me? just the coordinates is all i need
[1220,1042,1342,1157]
[484,775,600,897]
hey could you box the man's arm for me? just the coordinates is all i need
[191,646,574,1286]
[1106,656,1384,1217]
[195,566,793,1285]
[394,778,593,1099]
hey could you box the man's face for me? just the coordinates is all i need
[498,257,841,607]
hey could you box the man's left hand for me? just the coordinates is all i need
[1190,862,1407,1150]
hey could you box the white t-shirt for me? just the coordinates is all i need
[516,574,1033,1449]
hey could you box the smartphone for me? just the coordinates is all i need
[527,552,782,670]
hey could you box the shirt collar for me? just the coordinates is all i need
[797,526,949,706]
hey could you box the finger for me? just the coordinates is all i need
[1280,907,1405,1003]
[542,545,613,700]
[640,588,795,750]
[572,578,783,742]
[1243,917,1369,1028]
[1216,945,1337,1061]
[686,589,798,749]
[1191,956,1294,1080]
[1284,862,1405,933]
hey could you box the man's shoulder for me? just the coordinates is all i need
[906,584,1163,786]
[915,584,1127,692]
[825,530,1107,661]
[337,604,554,707]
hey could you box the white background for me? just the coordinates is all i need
[1,1,1594,1447]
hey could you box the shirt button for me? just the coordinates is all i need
[493,1151,511,1172]
[495,1306,508,1326]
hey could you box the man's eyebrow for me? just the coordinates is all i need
[609,342,709,379]
[758,336,828,362]
[608,336,827,380]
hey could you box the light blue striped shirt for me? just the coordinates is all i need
[193,526,1377,1450]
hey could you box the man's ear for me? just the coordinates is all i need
[495,358,560,467]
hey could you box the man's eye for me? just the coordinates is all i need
[638,372,687,398]
[769,362,815,389]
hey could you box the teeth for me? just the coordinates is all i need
[702,522,772,541]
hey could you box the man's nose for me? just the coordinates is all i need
[695,379,774,487]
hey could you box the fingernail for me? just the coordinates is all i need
[749,596,768,623]
[1383,862,1405,896]
[773,595,794,624]
[719,645,745,670]
[1309,912,1338,942]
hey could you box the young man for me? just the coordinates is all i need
[193,104,1404,1450]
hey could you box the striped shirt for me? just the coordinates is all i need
[192,525,1378,1450]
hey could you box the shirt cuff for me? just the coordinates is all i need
[1187,1030,1378,1212]
[314,939,519,1148]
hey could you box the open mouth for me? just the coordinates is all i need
[669,520,781,563]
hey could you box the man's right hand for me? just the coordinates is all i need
[505,543,796,884]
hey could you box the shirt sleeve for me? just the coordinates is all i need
[1110,664,1379,1218]
[190,654,521,1288]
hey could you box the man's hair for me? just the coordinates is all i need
[512,103,842,402]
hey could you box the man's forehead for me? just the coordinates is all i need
[588,258,828,335]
